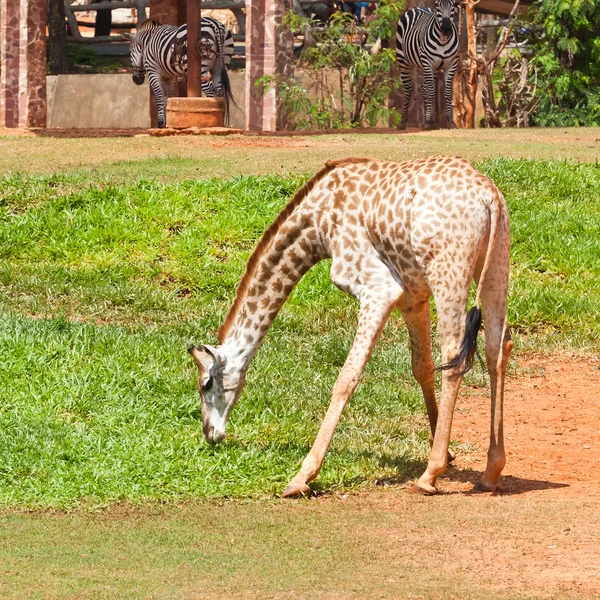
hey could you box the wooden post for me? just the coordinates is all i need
[186,0,202,97]
[47,0,67,75]
[463,0,477,128]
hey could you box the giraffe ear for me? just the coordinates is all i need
[188,344,226,372]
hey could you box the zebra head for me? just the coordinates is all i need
[121,20,161,86]
[435,0,456,35]
[121,31,145,84]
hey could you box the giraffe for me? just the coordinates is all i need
[188,156,512,496]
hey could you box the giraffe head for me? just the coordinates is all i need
[188,344,246,444]
[435,0,456,35]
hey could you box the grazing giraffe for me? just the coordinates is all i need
[189,156,512,496]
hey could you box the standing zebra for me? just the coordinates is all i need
[396,0,459,129]
[122,18,235,128]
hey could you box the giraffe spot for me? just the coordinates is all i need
[333,189,346,211]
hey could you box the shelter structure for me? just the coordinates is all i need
[0,0,293,131]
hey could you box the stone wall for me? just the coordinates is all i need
[46,72,247,130]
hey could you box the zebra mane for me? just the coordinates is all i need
[138,19,161,32]
[217,157,373,344]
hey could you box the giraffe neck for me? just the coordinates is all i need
[218,208,324,374]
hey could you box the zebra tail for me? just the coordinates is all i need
[220,64,233,126]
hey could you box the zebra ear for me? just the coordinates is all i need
[121,32,134,41]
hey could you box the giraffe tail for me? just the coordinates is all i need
[437,186,503,377]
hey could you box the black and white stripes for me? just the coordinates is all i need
[123,18,235,128]
[396,0,459,129]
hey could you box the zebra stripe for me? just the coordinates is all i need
[396,0,459,128]
[126,18,235,128]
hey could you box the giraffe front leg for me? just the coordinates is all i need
[283,293,400,497]
[422,63,436,130]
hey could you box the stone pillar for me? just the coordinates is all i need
[0,0,47,127]
[245,0,293,132]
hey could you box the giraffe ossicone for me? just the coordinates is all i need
[189,155,512,496]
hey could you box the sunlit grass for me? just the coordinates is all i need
[0,157,599,507]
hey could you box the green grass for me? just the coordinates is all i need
[3,495,597,600]
[1,157,599,508]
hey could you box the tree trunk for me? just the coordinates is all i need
[463,0,477,128]
[47,0,67,75]
[95,0,112,37]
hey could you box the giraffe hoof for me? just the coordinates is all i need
[410,483,437,496]
[282,481,312,498]
[474,480,499,493]
[447,449,456,464]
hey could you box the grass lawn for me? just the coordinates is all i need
[1,130,600,599]
[1,145,599,508]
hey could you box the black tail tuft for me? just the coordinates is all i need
[219,65,239,127]
[437,306,483,378]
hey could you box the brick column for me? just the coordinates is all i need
[245,0,293,132]
[0,0,47,127]
[149,0,185,26]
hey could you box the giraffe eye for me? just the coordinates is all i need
[203,376,214,392]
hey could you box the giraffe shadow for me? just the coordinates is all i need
[441,466,570,496]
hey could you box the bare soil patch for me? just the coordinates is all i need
[446,356,600,499]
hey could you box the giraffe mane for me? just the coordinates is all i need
[217,157,373,343]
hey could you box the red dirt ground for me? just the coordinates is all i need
[446,356,600,499]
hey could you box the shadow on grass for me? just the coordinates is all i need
[442,466,569,496]
[305,452,429,496]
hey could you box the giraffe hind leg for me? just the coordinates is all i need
[402,301,455,463]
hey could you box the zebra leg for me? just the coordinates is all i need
[148,73,169,128]
[422,62,436,129]
[398,61,412,130]
[202,79,217,97]
[444,58,458,129]
[212,57,224,97]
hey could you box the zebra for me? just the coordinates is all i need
[395,0,459,129]
[122,18,235,128]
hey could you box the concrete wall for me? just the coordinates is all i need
[47,72,247,129]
